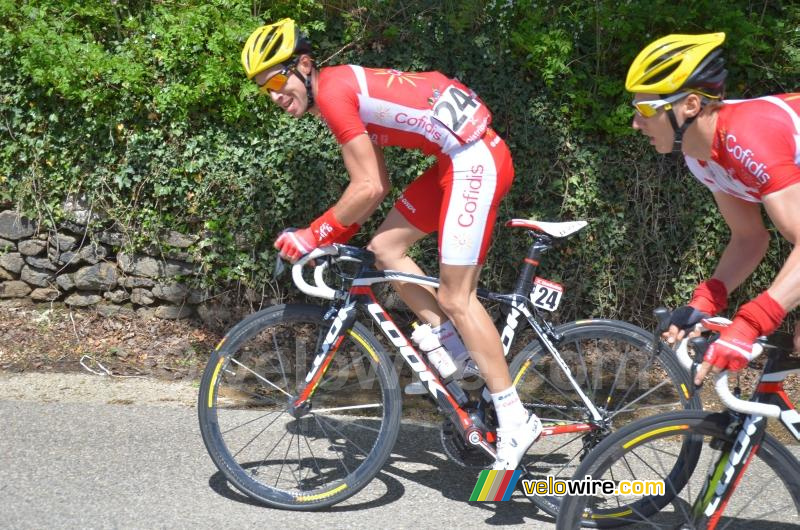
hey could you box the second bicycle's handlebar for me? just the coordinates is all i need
[674,324,781,418]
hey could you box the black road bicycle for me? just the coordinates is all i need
[197,219,700,514]
[557,315,800,529]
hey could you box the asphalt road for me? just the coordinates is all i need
[4,373,799,529]
[0,373,554,529]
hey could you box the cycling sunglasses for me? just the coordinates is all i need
[258,65,292,94]
[632,92,690,118]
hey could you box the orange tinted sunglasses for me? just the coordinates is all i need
[258,66,291,94]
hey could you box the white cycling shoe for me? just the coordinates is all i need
[492,413,543,470]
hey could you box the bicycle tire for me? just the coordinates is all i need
[198,303,402,510]
[508,318,702,517]
[556,410,800,528]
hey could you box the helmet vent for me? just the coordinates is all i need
[646,61,679,84]
[260,27,278,55]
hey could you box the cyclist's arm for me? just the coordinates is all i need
[763,182,800,310]
[709,191,770,293]
[333,133,391,225]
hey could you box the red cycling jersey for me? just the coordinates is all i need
[314,65,514,266]
[316,65,492,154]
[686,94,800,202]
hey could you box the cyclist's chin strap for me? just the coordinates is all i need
[290,64,315,112]
[666,106,699,154]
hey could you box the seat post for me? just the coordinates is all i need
[513,233,553,297]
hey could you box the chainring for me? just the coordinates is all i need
[439,418,495,469]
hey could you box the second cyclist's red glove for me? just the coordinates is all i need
[689,278,728,315]
[668,278,728,332]
[703,291,786,372]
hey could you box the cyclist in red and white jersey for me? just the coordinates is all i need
[626,32,800,383]
[242,19,541,470]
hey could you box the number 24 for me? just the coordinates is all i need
[434,87,477,131]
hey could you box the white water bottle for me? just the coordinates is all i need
[411,322,458,378]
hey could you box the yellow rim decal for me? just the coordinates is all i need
[623,424,689,449]
[681,383,689,399]
[215,337,226,351]
[574,319,593,325]
[589,508,633,519]
[207,357,225,408]
[347,329,380,363]
[296,483,348,502]
[513,359,532,386]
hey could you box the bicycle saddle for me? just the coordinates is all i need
[505,219,588,239]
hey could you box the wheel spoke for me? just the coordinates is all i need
[527,364,586,411]
[311,403,383,414]
[220,408,286,436]
[607,380,675,419]
[313,414,370,457]
[271,335,291,390]
[313,413,352,475]
[573,338,595,402]
[230,357,293,398]
[602,347,632,410]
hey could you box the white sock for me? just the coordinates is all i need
[432,320,470,364]
[491,386,530,429]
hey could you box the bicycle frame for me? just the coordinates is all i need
[688,338,800,527]
[289,233,603,460]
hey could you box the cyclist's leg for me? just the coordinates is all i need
[435,131,540,467]
[367,195,447,326]
[437,263,508,390]
[435,128,514,394]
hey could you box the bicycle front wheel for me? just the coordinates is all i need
[509,319,701,517]
[556,410,800,528]
[198,304,402,510]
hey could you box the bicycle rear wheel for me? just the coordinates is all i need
[509,319,702,517]
[198,304,402,510]
[556,410,800,528]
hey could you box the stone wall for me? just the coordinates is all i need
[0,210,206,320]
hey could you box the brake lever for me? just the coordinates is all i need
[653,307,671,335]
[274,252,286,279]
[688,335,717,391]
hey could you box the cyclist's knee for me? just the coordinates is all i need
[366,236,406,269]
[436,289,472,321]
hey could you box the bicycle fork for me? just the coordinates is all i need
[691,414,767,529]
[289,301,359,414]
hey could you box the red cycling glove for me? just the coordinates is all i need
[274,228,316,261]
[274,208,353,261]
[703,291,786,371]
[689,278,728,315]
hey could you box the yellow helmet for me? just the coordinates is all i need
[626,33,727,95]
[241,18,312,80]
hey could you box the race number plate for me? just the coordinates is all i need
[431,83,491,144]
[531,277,564,312]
